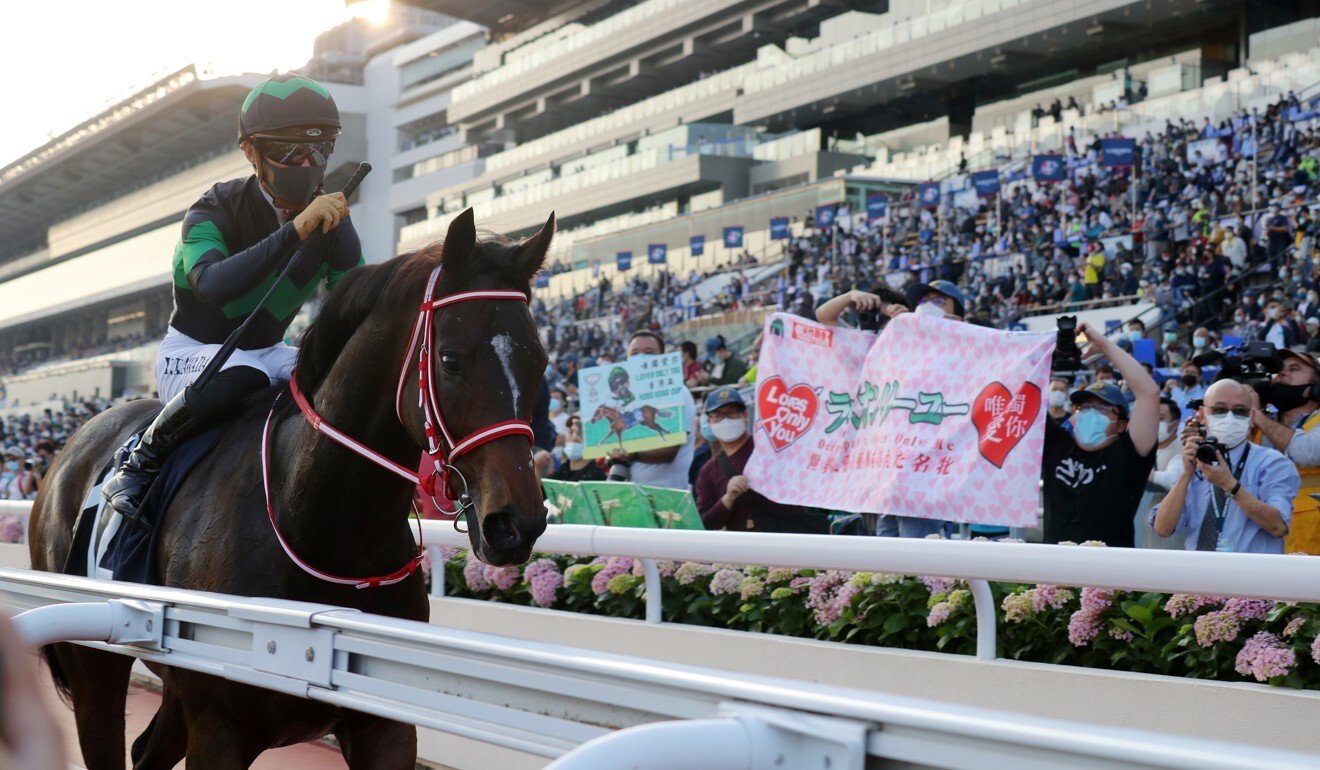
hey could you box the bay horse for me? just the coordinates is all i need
[28,208,552,769]
[590,404,674,449]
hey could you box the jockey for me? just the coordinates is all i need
[102,74,364,527]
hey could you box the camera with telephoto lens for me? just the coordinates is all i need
[1052,315,1083,372]
[1192,340,1282,400]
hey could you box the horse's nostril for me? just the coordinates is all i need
[482,510,523,551]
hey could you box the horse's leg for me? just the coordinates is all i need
[335,717,416,770]
[182,711,261,770]
[55,644,134,770]
[130,689,187,770]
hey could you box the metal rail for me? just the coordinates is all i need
[1,567,1311,769]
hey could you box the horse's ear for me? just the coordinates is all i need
[441,208,477,268]
[517,211,555,284]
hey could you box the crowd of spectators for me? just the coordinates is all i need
[0,333,156,379]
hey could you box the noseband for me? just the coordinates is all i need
[261,265,534,588]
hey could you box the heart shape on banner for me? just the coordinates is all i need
[757,375,819,452]
[971,381,1042,468]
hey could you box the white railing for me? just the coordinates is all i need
[418,521,1320,663]
[1,566,1311,769]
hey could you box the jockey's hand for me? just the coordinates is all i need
[293,193,349,240]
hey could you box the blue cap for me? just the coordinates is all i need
[907,280,967,317]
[560,352,578,363]
[704,387,745,413]
[1070,381,1129,418]
[705,336,726,353]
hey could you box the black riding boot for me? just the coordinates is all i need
[102,389,200,529]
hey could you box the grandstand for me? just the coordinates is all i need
[3,1,1320,401]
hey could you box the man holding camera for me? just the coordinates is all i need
[1154,380,1298,553]
[1251,349,1320,552]
[1042,323,1159,547]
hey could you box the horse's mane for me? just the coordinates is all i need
[295,233,532,395]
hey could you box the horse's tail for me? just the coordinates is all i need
[42,644,73,707]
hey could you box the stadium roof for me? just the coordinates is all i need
[383,0,592,38]
[0,66,261,259]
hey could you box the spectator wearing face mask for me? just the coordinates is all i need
[694,388,828,533]
[1138,398,1187,549]
[552,416,605,482]
[1166,362,1206,413]
[905,280,966,321]
[1154,380,1298,553]
[548,387,570,438]
[1251,349,1320,553]
[1047,378,1072,427]
[1042,323,1160,547]
[0,447,37,500]
[1261,300,1299,349]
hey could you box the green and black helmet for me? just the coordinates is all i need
[238,74,340,143]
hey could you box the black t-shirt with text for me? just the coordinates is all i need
[1041,418,1155,548]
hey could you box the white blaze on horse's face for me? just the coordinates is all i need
[491,333,520,414]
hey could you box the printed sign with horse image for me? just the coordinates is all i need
[28,208,556,768]
[578,352,687,459]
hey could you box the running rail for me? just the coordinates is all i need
[0,567,1311,770]
[419,522,1320,663]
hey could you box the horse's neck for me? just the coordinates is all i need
[273,357,420,570]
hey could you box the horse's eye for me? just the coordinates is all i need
[439,353,461,374]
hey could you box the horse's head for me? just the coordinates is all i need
[421,209,553,565]
[590,404,611,423]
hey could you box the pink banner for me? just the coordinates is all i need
[745,313,1055,527]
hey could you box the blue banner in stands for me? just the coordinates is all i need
[724,226,744,248]
[534,272,550,288]
[866,193,888,221]
[1132,338,1156,367]
[770,217,790,240]
[690,235,705,256]
[647,243,667,264]
[1100,137,1136,168]
[616,251,632,271]
[1031,153,1066,183]
[815,204,838,229]
[971,170,1000,197]
[918,182,941,208]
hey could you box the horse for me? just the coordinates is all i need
[590,404,673,449]
[27,208,553,769]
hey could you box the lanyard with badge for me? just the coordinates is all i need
[1205,444,1251,552]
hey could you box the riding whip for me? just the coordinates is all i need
[191,162,371,393]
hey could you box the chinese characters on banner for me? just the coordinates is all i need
[578,352,688,460]
[744,313,1055,527]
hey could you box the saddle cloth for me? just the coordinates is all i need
[64,415,227,584]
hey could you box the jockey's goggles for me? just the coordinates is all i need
[255,137,335,167]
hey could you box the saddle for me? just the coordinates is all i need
[63,412,227,584]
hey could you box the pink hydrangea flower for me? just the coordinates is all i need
[1193,610,1241,647]
[1311,635,1320,665]
[788,576,813,593]
[485,565,522,591]
[1282,616,1305,638]
[927,601,952,627]
[0,515,23,544]
[462,552,492,592]
[1030,585,1074,612]
[523,558,562,607]
[806,571,857,626]
[739,577,766,601]
[439,546,462,562]
[1223,597,1273,622]
[1002,592,1035,623]
[1080,587,1113,612]
[674,562,715,586]
[1068,608,1103,646]
[920,576,956,596]
[1107,626,1134,642]
[1235,632,1296,682]
[709,568,744,596]
[591,557,636,595]
[1164,594,1224,618]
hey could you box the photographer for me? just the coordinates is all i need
[1251,349,1320,552]
[1042,323,1160,547]
[814,287,910,328]
[1153,380,1298,552]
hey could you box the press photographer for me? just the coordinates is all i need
[1250,349,1320,552]
[1153,380,1298,553]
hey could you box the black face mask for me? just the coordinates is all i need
[259,158,325,207]
[1181,374,1199,388]
[1267,382,1316,412]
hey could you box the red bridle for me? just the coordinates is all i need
[261,265,534,588]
